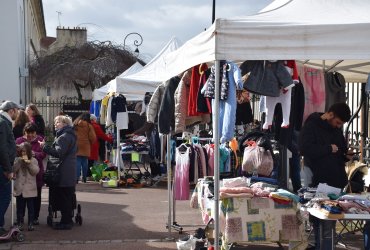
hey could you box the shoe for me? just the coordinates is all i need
[16,222,24,231]
[83,178,87,183]
[33,219,39,225]
[53,222,73,230]
[28,224,34,231]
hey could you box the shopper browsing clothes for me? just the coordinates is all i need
[15,122,46,226]
[88,114,112,176]
[73,112,96,183]
[299,102,353,249]
[39,115,77,230]
[0,101,22,235]
[13,142,39,231]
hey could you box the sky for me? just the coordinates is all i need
[43,0,273,62]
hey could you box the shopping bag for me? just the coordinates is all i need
[242,144,273,177]
[43,160,60,186]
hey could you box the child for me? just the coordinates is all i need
[13,142,39,231]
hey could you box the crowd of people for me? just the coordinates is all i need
[0,100,111,233]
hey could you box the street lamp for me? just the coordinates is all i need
[123,32,143,54]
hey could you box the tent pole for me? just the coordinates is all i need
[212,0,216,24]
[116,126,121,178]
[213,60,220,249]
[166,134,174,238]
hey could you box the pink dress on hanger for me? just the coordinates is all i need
[174,147,191,200]
[298,64,326,124]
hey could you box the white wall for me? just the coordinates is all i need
[0,0,22,104]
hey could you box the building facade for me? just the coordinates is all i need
[0,0,46,105]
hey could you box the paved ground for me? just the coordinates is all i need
[0,181,365,250]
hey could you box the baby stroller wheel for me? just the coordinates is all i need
[15,232,25,242]
[75,215,83,225]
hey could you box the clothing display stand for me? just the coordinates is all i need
[165,134,175,239]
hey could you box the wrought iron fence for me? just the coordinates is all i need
[31,98,83,142]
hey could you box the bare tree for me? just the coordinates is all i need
[30,41,142,101]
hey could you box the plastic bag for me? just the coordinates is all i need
[176,235,197,250]
[242,144,273,177]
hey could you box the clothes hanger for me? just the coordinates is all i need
[191,136,199,145]
[199,63,204,75]
[177,143,188,153]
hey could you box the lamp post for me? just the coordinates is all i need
[123,32,143,54]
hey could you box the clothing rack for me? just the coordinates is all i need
[166,136,212,234]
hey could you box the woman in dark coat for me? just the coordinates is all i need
[26,104,45,137]
[40,115,77,230]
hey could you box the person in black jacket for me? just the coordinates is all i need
[299,102,352,250]
[0,101,22,235]
[39,115,77,230]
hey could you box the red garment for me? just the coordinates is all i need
[284,60,299,82]
[188,64,208,116]
[89,120,113,161]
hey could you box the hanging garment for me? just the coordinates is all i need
[241,60,293,97]
[325,72,346,111]
[111,94,127,122]
[202,61,229,100]
[189,64,209,116]
[174,71,209,134]
[235,102,253,125]
[158,76,181,134]
[147,83,166,124]
[263,88,292,129]
[196,68,211,114]
[204,144,214,176]
[298,64,326,124]
[211,61,243,143]
[174,147,191,200]
[90,100,101,119]
[99,95,110,125]
[105,96,114,127]
[289,81,305,131]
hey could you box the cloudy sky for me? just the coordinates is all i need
[43,0,273,61]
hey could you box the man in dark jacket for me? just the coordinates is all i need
[0,101,22,235]
[299,102,351,250]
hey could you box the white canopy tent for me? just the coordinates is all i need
[159,0,370,247]
[116,36,182,96]
[92,62,144,101]
[92,36,182,101]
[163,0,370,82]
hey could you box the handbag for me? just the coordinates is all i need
[43,160,61,186]
[242,142,274,177]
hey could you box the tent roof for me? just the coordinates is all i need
[92,62,143,101]
[163,0,370,82]
[116,36,182,95]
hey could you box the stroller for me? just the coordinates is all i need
[46,186,82,227]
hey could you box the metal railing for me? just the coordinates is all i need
[31,98,82,142]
